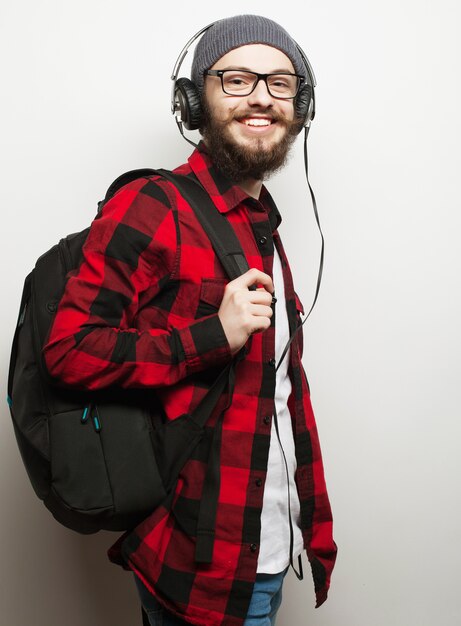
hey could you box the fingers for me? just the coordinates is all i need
[230,268,274,294]
[247,290,273,306]
[248,316,272,335]
[249,303,274,318]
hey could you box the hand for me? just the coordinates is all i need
[217,268,274,355]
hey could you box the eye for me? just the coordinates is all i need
[272,78,290,88]
[223,72,254,88]
[228,77,247,86]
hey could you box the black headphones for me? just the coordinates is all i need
[171,21,317,133]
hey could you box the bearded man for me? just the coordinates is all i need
[44,14,337,626]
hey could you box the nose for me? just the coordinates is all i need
[246,77,274,107]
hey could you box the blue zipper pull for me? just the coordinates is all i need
[81,405,90,423]
[81,403,101,431]
[91,405,101,432]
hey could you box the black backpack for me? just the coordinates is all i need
[7,169,250,535]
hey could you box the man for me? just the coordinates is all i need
[43,14,336,626]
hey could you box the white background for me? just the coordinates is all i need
[1,1,460,625]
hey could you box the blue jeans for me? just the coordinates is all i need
[134,568,288,626]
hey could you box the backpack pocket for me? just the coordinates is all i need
[48,401,169,532]
[49,408,113,513]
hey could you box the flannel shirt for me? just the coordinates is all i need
[43,141,337,626]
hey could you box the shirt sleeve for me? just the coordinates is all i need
[42,177,232,391]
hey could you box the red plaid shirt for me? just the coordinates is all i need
[44,142,337,626]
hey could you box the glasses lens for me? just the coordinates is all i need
[267,74,299,98]
[222,71,257,95]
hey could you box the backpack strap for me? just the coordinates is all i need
[100,168,159,212]
[156,169,250,280]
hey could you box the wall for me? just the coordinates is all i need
[1,1,460,624]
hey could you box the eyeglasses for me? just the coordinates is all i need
[205,69,304,99]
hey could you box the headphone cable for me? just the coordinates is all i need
[175,118,199,150]
[275,124,325,371]
[302,124,325,318]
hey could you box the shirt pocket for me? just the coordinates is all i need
[195,277,228,319]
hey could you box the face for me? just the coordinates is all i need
[201,44,303,183]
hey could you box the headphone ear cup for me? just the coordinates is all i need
[295,83,313,127]
[174,78,202,131]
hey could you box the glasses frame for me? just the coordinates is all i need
[205,69,305,100]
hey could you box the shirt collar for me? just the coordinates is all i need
[188,141,282,232]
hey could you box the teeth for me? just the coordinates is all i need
[242,118,272,127]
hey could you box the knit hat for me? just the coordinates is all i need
[191,15,307,94]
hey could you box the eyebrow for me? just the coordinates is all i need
[219,66,295,74]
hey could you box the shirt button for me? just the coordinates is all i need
[269,358,276,367]
[263,415,271,425]
[259,236,267,245]
[250,543,258,553]
[255,478,262,487]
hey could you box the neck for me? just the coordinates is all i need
[238,178,263,200]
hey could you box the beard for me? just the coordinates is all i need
[199,97,303,184]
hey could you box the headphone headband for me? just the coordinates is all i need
[170,22,216,115]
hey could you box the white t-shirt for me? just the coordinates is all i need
[257,247,304,573]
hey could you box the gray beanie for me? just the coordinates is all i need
[191,15,307,94]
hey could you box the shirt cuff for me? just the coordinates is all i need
[178,313,232,374]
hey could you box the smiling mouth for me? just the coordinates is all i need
[238,117,275,128]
